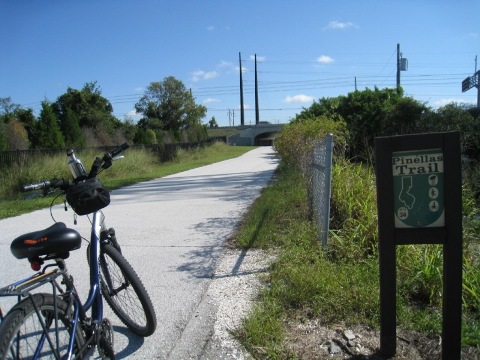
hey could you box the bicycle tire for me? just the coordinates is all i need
[98,244,157,337]
[0,293,85,360]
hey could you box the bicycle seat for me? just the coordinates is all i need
[11,222,82,259]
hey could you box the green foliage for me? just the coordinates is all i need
[0,97,20,122]
[237,299,287,359]
[53,82,115,129]
[4,120,30,150]
[208,116,218,128]
[37,101,65,149]
[135,77,207,133]
[52,82,120,146]
[274,115,347,174]
[420,103,480,160]
[0,142,252,219]
[0,98,34,150]
[295,87,429,161]
[235,164,310,249]
[61,107,84,147]
[329,159,378,260]
[0,122,8,151]
[235,157,480,355]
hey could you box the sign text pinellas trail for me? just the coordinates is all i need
[375,132,462,360]
[392,149,444,228]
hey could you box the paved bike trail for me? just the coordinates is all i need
[0,146,279,359]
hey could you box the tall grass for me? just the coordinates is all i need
[329,159,378,260]
[0,143,254,219]
[235,158,480,357]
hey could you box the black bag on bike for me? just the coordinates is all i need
[66,178,110,215]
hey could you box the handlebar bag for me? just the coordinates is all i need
[66,178,110,215]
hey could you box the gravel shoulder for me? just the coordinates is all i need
[202,248,277,359]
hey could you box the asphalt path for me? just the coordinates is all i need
[0,146,279,359]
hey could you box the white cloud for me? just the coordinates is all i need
[203,98,219,104]
[134,87,144,92]
[249,55,265,62]
[324,20,358,30]
[317,55,334,64]
[283,94,315,103]
[207,25,215,31]
[434,98,475,108]
[219,60,234,68]
[235,65,248,73]
[191,70,219,82]
[468,32,479,38]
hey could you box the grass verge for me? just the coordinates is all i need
[0,142,254,219]
[233,160,480,358]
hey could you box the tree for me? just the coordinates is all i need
[135,77,207,134]
[61,107,84,147]
[52,82,121,145]
[208,116,219,128]
[293,87,427,160]
[5,120,29,150]
[16,108,37,148]
[0,97,20,123]
[37,101,65,149]
[0,98,39,148]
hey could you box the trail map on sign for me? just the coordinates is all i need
[392,149,445,228]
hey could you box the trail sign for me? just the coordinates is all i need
[392,149,444,228]
[375,132,462,360]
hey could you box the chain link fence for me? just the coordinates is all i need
[309,134,334,246]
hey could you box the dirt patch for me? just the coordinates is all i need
[284,319,480,359]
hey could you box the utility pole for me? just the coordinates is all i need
[239,52,245,126]
[255,54,260,125]
[396,44,400,91]
[461,55,480,109]
[396,43,408,92]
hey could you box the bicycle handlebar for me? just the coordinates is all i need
[21,143,130,193]
[110,143,130,158]
[21,179,70,192]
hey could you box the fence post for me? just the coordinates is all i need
[311,134,334,246]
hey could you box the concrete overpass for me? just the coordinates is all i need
[226,123,285,146]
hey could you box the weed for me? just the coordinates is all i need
[0,142,253,219]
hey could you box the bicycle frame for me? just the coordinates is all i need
[0,210,109,360]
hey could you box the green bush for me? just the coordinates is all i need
[274,115,347,174]
[329,159,378,260]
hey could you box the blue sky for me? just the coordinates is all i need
[1,0,479,127]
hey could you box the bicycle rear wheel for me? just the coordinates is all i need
[0,293,85,360]
[99,244,157,337]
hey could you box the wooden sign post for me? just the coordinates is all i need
[375,132,463,360]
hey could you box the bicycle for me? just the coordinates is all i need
[0,143,157,359]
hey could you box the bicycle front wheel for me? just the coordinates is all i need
[99,244,157,337]
[0,293,85,360]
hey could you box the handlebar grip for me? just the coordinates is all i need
[21,179,70,192]
[110,143,129,158]
[21,181,51,192]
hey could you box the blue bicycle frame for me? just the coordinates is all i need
[0,210,110,360]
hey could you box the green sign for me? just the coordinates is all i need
[392,149,444,228]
